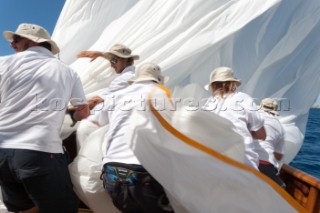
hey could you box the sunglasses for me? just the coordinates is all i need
[110,58,118,65]
[11,35,23,44]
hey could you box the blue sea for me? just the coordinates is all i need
[290,108,320,179]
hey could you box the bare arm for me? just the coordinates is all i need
[251,126,266,140]
[274,152,283,161]
[72,104,90,121]
[87,96,104,110]
[77,50,104,62]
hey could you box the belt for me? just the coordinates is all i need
[259,160,272,165]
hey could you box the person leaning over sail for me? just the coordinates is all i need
[254,98,286,188]
[88,63,174,213]
[72,44,139,150]
[0,23,90,213]
[202,66,266,169]
[77,44,139,110]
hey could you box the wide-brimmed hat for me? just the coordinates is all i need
[204,66,241,90]
[129,63,169,85]
[103,44,139,60]
[260,98,279,116]
[3,23,60,55]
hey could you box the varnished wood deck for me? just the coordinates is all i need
[280,164,320,213]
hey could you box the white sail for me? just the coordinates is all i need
[124,88,303,212]
[54,0,320,162]
[52,0,320,212]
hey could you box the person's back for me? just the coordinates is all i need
[96,82,162,164]
[255,111,284,168]
[0,48,85,152]
[0,23,89,213]
[202,67,266,169]
[254,98,286,187]
[92,63,173,213]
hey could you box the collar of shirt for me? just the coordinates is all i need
[120,65,135,75]
[26,46,54,57]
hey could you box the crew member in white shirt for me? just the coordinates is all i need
[89,63,173,213]
[202,66,266,169]
[72,44,140,149]
[0,23,90,213]
[77,44,139,109]
[255,98,286,187]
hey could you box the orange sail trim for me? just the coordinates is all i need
[148,86,306,213]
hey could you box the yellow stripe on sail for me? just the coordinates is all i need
[148,86,306,213]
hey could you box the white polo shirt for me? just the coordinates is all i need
[254,111,285,169]
[89,82,170,165]
[202,92,264,169]
[0,46,87,153]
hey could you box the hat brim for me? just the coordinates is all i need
[128,76,169,85]
[261,106,279,116]
[3,31,15,41]
[204,80,241,91]
[103,51,139,60]
[204,84,210,91]
[160,76,170,85]
[3,31,60,55]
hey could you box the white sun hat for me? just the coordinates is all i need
[103,44,139,60]
[204,66,242,90]
[129,63,169,85]
[260,98,279,116]
[3,23,60,55]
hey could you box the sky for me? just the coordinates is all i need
[0,0,65,56]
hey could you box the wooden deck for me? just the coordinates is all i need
[280,164,320,213]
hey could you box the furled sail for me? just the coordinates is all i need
[52,0,320,212]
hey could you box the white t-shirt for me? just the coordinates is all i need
[254,111,285,169]
[0,46,87,153]
[89,82,170,165]
[98,65,135,98]
[90,66,135,112]
[202,92,264,169]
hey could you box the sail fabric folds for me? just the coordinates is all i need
[54,0,320,164]
[67,85,305,212]
[50,0,320,212]
[123,90,303,212]
[68,125,121,213]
